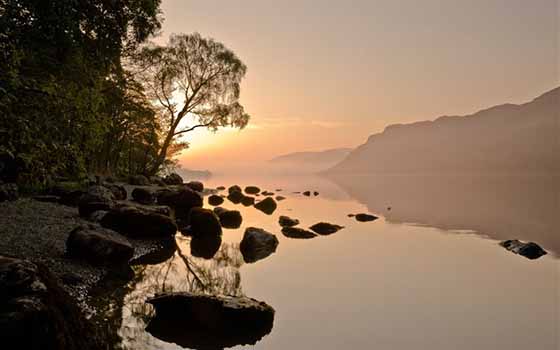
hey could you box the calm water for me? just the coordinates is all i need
[109,174,559,350]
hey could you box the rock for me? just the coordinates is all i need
[309,222,344,235]
[157,187,203,219]
[146,292,274,349]
[303,191,311,196]
[254,197,277,215]
[241,195,255,206]
[239,227,279,263]
[132,187,155,205]
[78,186,115,217]
[313,191,319,196]
[227,190,244,204]
[208,194,224,206]
[149,176,166,186]
[213,207,243,229]
[101,205,177,239]
[228,185,242,194]
[128,174,150,186]
[347,214,355,217]
[58,190,86,207]
[244,186,260,194]
[216,186,226,190]
[499,240,548,260]
[163,173,183,185]
[186,208,222,238]
[281,227,317,239]
[0,183,18,202]
[88,210,108,223]
[278,216,299,227]
[33,195,60,203]
[261,191,274,196]
[103,184,127,200]
[190,234,222,259]
[185,181,204,192]
[275,189,282,191]
[0,256,104,350]
[355,213,378,222]
[275,196,286,201]
[66,226,134,265]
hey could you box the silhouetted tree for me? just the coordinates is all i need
[134,33,250,175]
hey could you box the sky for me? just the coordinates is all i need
[156,0,559,171]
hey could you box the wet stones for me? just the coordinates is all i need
[239,227,279,263]
[254,197,277,215]
[500,240,547,260]
[309,222,344,235]
[66,226,134,265]
[278,216,299,227]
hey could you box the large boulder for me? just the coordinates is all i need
[239,227,279,263]
[185,181,204,192]
[128,174,150,186]
[281,227,317,239]
[146,292,274,349]
[77,186,115,217]
[214,207,243,229]
[163,173,183,185]
[500,240,548,260]
[132,187,155,205]
[0,183,18,202]
[278,216,299,227]
[355,213,378,222]
[208,194,224,206]
[244,186,260,194]
[66,226,134,265]
[309,222,344,235]
[0,256,104,350]
[157,187,203,219]
[186,208,222,238]
[254,197,277,215]
[101,205,177,239]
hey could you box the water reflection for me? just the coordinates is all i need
[328,175,560,256]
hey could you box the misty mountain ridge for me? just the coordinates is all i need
[270,148,352,165]
[327,87,559,175]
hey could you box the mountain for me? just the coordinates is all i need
[327,87,559,174]
[270,148,352,167]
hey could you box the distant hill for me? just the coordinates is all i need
[270,148,352,166]
[327,87,559,174]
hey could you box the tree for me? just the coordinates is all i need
[134,33,250,175]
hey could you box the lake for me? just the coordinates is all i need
[106,174,559,350]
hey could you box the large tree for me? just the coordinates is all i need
[134,33,250,174]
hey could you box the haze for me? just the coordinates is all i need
[157,0,559,172]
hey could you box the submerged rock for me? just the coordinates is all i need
[240,227,279,263]
[208,194,224,206]
[0,256,105,350]
[278,216,299,227]
[281,227,317,239]
[275,195,286,201]
[241,195,255,206]
[227,190,244,204]
[244,186,260,194]
[185,181,204,192]
[254,197,277,215]
[500,240,548,260]
[309,222,344,235]
[313,191,319,196]
[214,207,243,229]
[190,234,222,259]
[66,226,134,265]
[132,187,155,205]
[101,205,177,239]
[163,172,183,185]
[261,191,274,196]
[302,191,311,196]
[355,213,378,222]
[186,208,222,238]
[216,186,226,190]
[146,292,274,349]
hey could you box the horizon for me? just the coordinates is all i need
[155,0,559,171]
